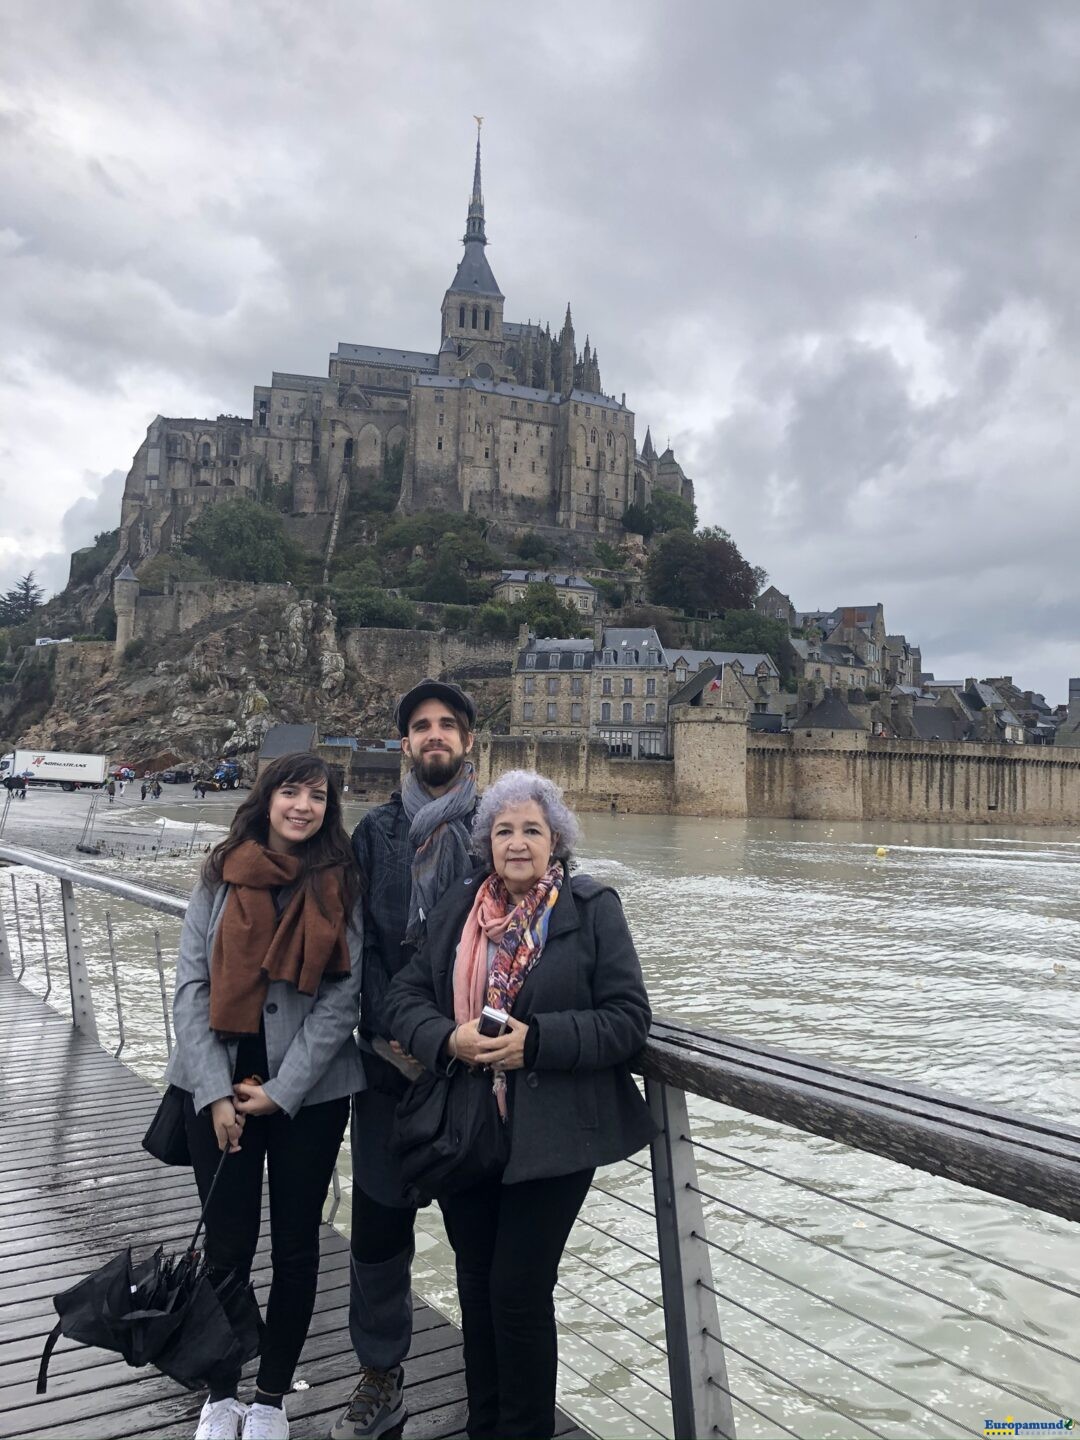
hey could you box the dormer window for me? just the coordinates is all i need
[525,654,537,669]
[573,652,584,668]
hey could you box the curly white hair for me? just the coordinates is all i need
[471,769,581,868]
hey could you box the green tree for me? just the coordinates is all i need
[644,530,708,612]
[593,539,627,570]
[705,610,796,683]
[136,553,209,592]
[332,586,417,629]
[514,531,559,566]
[648,490,698,534]
[0,572,45,625]
[182,500,303,582]
[698,527,758,612]
[516,582,591,639]
[621,502,654,539]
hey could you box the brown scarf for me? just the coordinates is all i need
[209,841,351,1036]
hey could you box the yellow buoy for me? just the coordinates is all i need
[875,846,888,858]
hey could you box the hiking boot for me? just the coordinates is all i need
[329,1365,406,1439]
[195,1396,248,1440]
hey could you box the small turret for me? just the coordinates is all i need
[558,304,576,399]
[113,563,140,660]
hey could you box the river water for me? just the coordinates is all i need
[5,800,1080,1438]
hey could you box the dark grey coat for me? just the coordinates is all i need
[386,869,658,1184]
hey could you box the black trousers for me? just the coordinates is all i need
[184,1092,350,1395]
[439,1168,594,1440]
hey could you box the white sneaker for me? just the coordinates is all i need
[242,1400,290,1439]
[195,1397,248,1440]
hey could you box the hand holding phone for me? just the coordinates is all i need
[477,1005,509,1038]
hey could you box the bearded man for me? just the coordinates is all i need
[331,679,478,1440]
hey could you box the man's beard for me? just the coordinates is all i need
[416,749,464,789]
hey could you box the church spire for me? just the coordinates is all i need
[464,117,487,246]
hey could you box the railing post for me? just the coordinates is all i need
[647,1078,736,1440]
[0,887,13,978]
[60,878,99,1042]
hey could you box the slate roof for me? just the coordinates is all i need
[334,343,439,372]
[449,241,503,299]
[599,628,665,665]
[414,375,559,403]
[909,704,970,742]
[115,564,138,582]
[499,570,595,593]
[259,723,318,758]
[516,637,594,672]
[271,372,326,390]
[664,648,780,677]
[800,692,864,730]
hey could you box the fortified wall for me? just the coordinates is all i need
[481,719,1080,825]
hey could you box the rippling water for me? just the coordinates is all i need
[5,808,1080,1438]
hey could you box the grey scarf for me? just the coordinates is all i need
[401,759,477,945]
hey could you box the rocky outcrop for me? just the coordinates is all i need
[6,597,513,768]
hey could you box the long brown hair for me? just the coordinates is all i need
[204,752,360,912]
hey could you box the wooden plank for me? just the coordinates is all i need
[0,976,591,1440]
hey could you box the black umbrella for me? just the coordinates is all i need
[37,1147,263,1393]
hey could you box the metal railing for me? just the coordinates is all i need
[2,839,1079,1439]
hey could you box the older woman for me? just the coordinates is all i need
[387,769,656,1440]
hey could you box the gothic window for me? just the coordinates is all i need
[200,442,211,462]
[343,439,354,461]
[484,308,491,331]
[471,306,478,329]
[607,432,613,447]
[601,702,611,722]
[459,305,465,327]
[277,443,283,459]
[230,436,241,456]
[590,428,597,444]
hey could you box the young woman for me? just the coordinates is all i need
[164,754,365,1440]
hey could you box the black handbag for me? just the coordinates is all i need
[142,1085,191,1167]
[390,1062,510,1205]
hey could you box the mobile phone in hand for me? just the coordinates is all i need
[477,1005,509,1038]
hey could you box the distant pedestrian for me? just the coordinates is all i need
[152,780,162,800]
[106,779,116,804]
[141,782,148,801]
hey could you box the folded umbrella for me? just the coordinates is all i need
[37,1147,263,1393]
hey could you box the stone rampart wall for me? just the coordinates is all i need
[133,582,292,641]
[747,733,1080,825]
[476,735,673,813]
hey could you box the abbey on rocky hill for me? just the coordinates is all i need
[116,127,694,569]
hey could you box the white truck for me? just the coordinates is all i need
[0,750,110,791]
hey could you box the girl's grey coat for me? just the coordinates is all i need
[163,878,366,1117]
[387,870,657,1184]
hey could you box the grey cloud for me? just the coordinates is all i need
[3,0,1079,697]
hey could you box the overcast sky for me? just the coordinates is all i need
[3,0,1078,699]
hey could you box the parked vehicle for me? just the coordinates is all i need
[0,750,109,791]
[209,761,244,791]
[160,766,195,784]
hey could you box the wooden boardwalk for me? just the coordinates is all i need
[0,978,588,1440]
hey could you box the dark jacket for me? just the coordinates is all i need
[386,868,658,1184]
[352,791,478,1091]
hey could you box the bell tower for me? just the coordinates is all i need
[440,120,506,377]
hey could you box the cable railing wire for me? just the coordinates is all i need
[707,1373,803,1440]
[688,1134,1080,1305]
[688,1180,1080,1370]
[554,1350,669,1440]
[555,1276,668,1357]
[555,1312,671,1401]
[700,1283,968,1439]
[694,1240,1039,1432]
[564,1245,666,1313]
